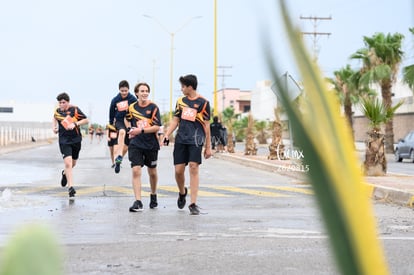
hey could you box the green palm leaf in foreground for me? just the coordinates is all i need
[265,1,389,274]
[0,224,62,275]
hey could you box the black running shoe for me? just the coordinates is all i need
[177,187,187,209]
[68,186,76,198]
[61,170,67,187]
[129,200,143,212]
[149,194,158,209]
[114,156,122,174]
[188,203,200,215]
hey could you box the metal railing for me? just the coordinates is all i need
[0,121,56,147]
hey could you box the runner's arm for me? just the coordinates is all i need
[162,116,179,140]
[109,100,115,124]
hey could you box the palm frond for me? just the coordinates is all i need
[403,64,414,90]
[264,1,389,274]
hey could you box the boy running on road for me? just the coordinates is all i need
[125,82,161,211]
[53,92,88,198]
[162,74,212,215]
[108,80,137,173]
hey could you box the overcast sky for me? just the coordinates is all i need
[0,0,412,124]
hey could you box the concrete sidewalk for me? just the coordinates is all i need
[213,150,414,208]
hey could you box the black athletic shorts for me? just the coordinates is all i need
[173,143,203,165]
[108,138,118,147]
[59,142,81,160]
[114,120,130,146]
[128,144,158,168]
[115,120,127,131]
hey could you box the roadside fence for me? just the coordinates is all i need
[0,121,56,147]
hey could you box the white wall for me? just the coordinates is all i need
[251,80,277,121]
[353,80,414,116]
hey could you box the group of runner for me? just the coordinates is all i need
[52,74,211,215]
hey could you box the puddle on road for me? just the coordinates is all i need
[0,163,55,185]
[0,188,48,210]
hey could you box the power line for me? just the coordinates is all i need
[217,65,232,112]
[300,15,332,61]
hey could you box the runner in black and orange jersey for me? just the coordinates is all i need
[108,80,137,174]
[53,92,88,198]
[106,123,118,168]
[125,82,161,211]
[162,74,212,215]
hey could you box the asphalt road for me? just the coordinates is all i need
[1,140,414,275]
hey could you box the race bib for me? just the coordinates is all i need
[181,107,197,122]
[137,119,149,129]
[61,115,74,130]
[116,100,129,111]
[109,132,118,139]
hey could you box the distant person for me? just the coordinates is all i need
[88,125,95,144]
[53,92,88,198]
[220,126,228,152]
[157,125,165,144]
[162,74,212,215]
[95,126,104,143]
[210,116,225,152]
[125,82,161,211]
[106,124,118,168]
[109,80,137,174]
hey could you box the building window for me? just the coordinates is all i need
[0,107,13,113]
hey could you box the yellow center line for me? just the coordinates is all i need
[263,186,314,195]
[57,186,105,196]
[209,186,291,197]
[158,186,230,197]
[105,186,158,196]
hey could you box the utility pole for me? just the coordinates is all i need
[300,15,332,61]
[217,65,232,113]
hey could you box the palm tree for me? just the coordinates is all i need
[329,65,374,140]
[221,107,237,153]
[233,116,248,142]
[268,107,285,160]
[351,32,405,153]
[255,120,268,144]
[360,96,403,176]
[403,28,414,89]
[244,113,257,155]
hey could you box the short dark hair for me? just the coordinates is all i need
[179,74,197,90]
[134,82,150,94]
[213,116,219,123]
[119,80,129,90]
[56,92,70,102]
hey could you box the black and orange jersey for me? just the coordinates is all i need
[109,93,137,125]
[174,95,210,145]
[54,105,87,144]
[126,101,161,150]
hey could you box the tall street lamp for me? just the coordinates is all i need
[143,14,202,120]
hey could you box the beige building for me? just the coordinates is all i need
[216,88,251,115]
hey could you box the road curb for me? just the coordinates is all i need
[370,185,414,208]
[214,152,414,208]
